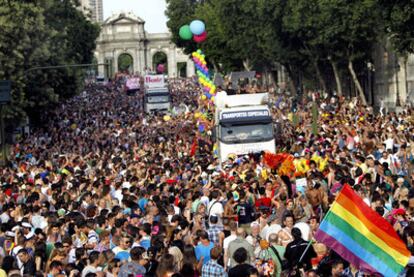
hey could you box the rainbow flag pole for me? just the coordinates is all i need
[315,184,411,277]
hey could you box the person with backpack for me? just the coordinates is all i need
[207,190,224,222]
[267,233,286,277]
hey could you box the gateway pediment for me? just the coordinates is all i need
[104,12,145,25]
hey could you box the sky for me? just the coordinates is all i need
[103,0,169,33]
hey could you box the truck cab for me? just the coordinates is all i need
[143,75,171,113]
[214,93,276,162]
[144,87,171,113]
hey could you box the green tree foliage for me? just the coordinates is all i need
[0,0,100,124]
[380,0,414,54]
[166,0,401,103]
[165,0,198,54]
[118,54,134,72]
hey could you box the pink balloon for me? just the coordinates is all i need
[157,64,165,73]
[193,31,207,43]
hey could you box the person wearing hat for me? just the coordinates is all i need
[21,222,32,238]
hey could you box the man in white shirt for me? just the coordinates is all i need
[207,191,224,220]
[261,214,282,241]
[223,221,237,270]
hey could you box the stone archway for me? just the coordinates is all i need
[118,53,134,73]
[152,51,168,74]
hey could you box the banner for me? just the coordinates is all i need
[144,75,165,88]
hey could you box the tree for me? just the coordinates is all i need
[0,0,100,125]
[0,1,49,122]
[282,0,328,92]
[379,0,414,54]
[194,0,243,72]
[118,54,134,72]
[165,0,198,54]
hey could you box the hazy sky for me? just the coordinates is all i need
[103,0,169,33]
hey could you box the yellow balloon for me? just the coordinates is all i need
[163,115,171,121]
[211,96,215,102]
[194,112,200,119]
[201,95,207,100]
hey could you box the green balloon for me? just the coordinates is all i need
[179,25,192,40]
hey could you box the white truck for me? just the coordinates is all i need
[144,75,171,113]
[214,93,276,162]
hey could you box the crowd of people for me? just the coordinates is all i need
[0,75,413,277]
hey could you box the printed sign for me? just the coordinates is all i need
[144,75,165,88]
[221,110,270,120]
[296,178,307,194]
[125,78,140,90]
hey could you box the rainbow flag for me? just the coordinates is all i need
[315,184,410,277]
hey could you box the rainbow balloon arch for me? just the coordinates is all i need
[192,49,216,102]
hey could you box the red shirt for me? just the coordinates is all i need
[255,197,272,214]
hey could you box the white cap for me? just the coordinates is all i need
[5,231,15,238]
[22,222,32,229]
[25,232,35,240]
[122,182,131,189]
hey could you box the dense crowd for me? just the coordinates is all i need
[0,76,413,277]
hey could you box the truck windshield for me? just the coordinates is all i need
[147,95,169,103]
[220,123,274,143]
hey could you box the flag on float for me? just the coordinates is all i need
[315,184,410,277]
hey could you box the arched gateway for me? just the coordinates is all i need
[95,12,195,78]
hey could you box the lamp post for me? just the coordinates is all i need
[367,62,375,106]
[394,55,401,107]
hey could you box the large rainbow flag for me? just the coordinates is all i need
[315,184,410,277]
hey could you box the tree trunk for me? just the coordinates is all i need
[348,59,367,105]
[329,59,343,96]
[312,59,327,93]
[243,59,253,71]
[285,65,298,95]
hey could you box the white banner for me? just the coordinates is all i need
[144,75,165,88]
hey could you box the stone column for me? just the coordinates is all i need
[113,49,119,73]
[139,42,146,74]
[132,50,139,75]
[187,60,195,77]
[97,52,105,77]
[167,48,176,77]
[147,49,153,72]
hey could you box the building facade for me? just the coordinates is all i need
[95,12,195,78]
[372,41,414,109]
[89,0,103,23]
[78,0,103,23]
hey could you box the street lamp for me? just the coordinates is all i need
[394,55,401,107]
[367,62,375,106]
